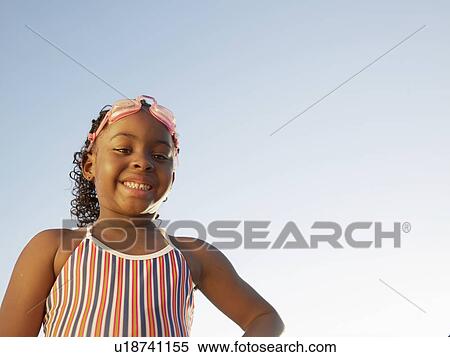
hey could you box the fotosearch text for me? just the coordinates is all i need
[62,219,410,251]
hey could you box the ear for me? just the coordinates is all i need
[82,151,96,182]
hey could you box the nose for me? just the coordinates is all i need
[132,154,155,171]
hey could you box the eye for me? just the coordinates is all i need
[153,154,169,161]
[114,148,131,154]
[114,148,169,161]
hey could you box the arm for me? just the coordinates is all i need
[0,230,58,336]
[242,310,285,337]
[195,241,285,337]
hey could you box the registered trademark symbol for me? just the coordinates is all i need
[402,222,411,233]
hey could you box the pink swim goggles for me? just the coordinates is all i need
[86,95,179,154]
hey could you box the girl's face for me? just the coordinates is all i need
[83,109,175,218]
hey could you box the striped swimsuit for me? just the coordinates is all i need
[43,223,195,337]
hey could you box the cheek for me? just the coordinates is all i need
[156,168,174,191]
[94,162,121,191]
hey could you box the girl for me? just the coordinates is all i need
[0,95,284,337]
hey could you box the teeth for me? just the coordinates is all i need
[123,181,151,191]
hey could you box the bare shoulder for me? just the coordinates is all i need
[23,227,85,254]
[52,227,87,278]
[25,228,63,259]
[166,234,212,289]
[166,234,209,251]
[168,235,230,262]
[166,234,230,290]
[19,228,86,279]
[0,228,66,336]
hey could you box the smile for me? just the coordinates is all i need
[120,182,153,198]
[121,181,153,192]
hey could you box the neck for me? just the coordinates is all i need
[90,219,166,254]
[93,209,160,244]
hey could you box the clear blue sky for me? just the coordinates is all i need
[1,0,449,336]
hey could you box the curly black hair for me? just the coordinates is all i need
[69,106,108,228]
[69,103,173,228]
